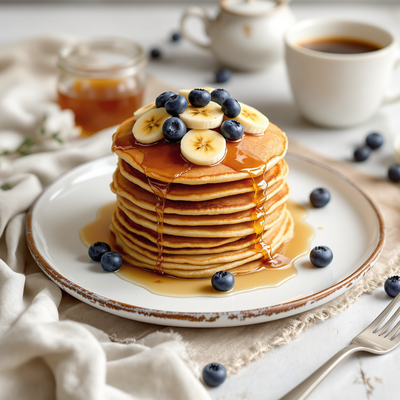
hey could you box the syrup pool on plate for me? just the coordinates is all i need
[80,199,314,298]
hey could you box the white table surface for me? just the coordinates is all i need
[1,2,400,399]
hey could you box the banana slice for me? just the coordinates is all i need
[181,129,226,166]
[180,102,224,129]
[133,102,156,120]
[234,102,269,135]
[133,108,170,144]
[179,87,215,100]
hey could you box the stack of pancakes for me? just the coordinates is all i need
[110,117,294,278]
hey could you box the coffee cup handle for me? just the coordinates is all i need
[382,53,400,105]
[180,7,211,50]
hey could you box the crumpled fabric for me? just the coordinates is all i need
[0,35,210,400]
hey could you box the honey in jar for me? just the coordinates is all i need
[57,37,147,136]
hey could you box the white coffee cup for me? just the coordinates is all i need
[285,19,400,128]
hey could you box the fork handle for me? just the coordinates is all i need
[280,343,365,400]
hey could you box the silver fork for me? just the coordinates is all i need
[281,291,400,400]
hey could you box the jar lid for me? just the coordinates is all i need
[58,37,147,78]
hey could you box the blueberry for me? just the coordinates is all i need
[171,32,181,42]
[150,48,162,59]
[366,132,384,150]
[88,242,111,262]
[211,271,235,291]
[100,251,123,272]
[310,188,331,208]
[162,117,187,142]
[202,363,227,387]
[211,89,230,106]
[155,91,175,108]
[165,94,188,116]
[388,164,400,182]
[220,120,244,141]
[221,98,241,118]
[310,246,333,268]
[215,68,231,83]
[354,146,371,162]
[188,89,211,107]
[384,275,400,298]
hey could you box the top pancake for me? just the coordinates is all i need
[112,117,288,185]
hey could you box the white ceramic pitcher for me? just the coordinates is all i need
[180,0,296,71]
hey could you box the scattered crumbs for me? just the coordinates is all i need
[317,227,323,230]
[337,330,339,334]
[237,392,250,399]
[1,183,12,191]
[154,280,163,284]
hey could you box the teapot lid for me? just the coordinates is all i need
[221,0,285,16]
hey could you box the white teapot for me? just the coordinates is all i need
[180,0,296,71]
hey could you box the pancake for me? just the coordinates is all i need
[111,168,287,215]
[112,211,294,278]
[118,157,288,201]
[112,117,288,184]
[108,93,295,280]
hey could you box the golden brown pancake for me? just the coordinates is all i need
[112,117,288,184]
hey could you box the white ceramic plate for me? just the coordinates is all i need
[27,153,385,327]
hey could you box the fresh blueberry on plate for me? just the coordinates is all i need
[202,363,227,387]
[354,146,371,162]
[211,271,235,291]
[171,32,181,42]
[150,48,162,59]
[162,117,187,142]
[220,120,244,141]
[165,94,188,116]
[366,132,384,150]
[384,275,400,297]
[88,242,111,262]
[215,68,231,83]
[388,164,400,182]
[221,98,241,118]
[310,246,333,268]
[188,89,211,107]
[156,91,176,108]
[100,251,123,272]
[310,188,331,208]
[211,89,230,105]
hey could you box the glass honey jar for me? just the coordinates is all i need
[57,37,147,136]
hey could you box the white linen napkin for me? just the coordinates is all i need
[0,36,210,400]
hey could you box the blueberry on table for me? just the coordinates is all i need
[202,363,227,387]
[155,91,176,108]
[165,94,188,116]
[384,275,400,298]
[354,146,371,162]
[310,246,333,268]
[388,164,400,182]
[366,132,384,149]
[211,88,230,106]
[150,48,162,59]
[162,117,187,142]
[188,88,211,107]
[220,120,244,141]
[88,242,111,262]
[310,188,331,208]
[100,251,123,272]
[211,271,235,291]
[215,68,231,83]
[171,32,181,42]
[221,98,241,118]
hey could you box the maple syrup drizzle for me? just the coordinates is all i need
[79,199,315,298]
[112,131,277,275]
